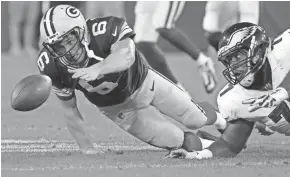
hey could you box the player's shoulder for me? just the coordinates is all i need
[272,29,290,51]
[37,48,59,77]
[270,29,290,64]
[86,16,125,30]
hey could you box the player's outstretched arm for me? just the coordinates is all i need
[205,119,254,158]
[58,95,96,153]
[167,118,254,159]
[69,38,136,81]
[98,37,136,75]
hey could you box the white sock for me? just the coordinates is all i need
[199,137,214,149]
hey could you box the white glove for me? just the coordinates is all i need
[242,87,289,112]
[197,53,217,93]
[165,148,213,160]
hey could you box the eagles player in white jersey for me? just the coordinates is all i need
[166,22,290,159]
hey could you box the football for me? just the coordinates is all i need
[11,74,52,111]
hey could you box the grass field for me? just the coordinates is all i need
[1,52,290,177]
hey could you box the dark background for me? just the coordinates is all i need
[2,1,290,53]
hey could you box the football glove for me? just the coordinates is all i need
[255,121,275,136]
[242,87,289,112]
[165,148,213,160]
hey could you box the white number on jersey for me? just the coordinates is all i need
[37,52,49,71]
[92,21,107,36]
[78,79,118,95]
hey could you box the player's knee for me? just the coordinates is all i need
[204,31,222,51]
[182,103,208,130]
[182,114,207,130]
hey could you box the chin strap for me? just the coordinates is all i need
[82,35,104,61]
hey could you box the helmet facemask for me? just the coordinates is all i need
[219,37,269,85]
[43,27,88,68]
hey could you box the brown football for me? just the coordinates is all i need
[11,74,52,111]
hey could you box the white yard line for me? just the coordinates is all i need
[1,139,161,152]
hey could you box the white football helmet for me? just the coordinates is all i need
[40,5,90,67]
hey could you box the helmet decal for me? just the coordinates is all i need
[66,6,80,18]
[219,26,260,55]
[43,6,56,36]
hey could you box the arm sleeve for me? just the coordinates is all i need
[108,17,135,47]
[207,118,255,157]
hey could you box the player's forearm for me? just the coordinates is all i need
[100,49,135,75]
[64,108,94,150]
[205,138,239,158]
[96,39,135,75]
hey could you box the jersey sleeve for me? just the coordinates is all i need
[37,49,75,100]
[108,17,135,47]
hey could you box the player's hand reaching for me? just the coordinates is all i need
[255,121,275,136]
[197,53,217,93]
[68,64,104,81]
[165,148,213,160]
[242,87,289,112]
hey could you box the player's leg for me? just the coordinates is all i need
[155,1,201,61]
[23,1,39,57]
[150,69,226,130]
[99,70,212,151]
[134,2,179,85]
[155,2,217,93]
[8,1,25,56]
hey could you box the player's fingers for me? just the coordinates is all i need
[67,69,76,73]
[84,76,95,81]
[248,104,261,112]
[80,74,90,80]
[242,98,256,104]
[72,71,86,79]
[261,99,272,107]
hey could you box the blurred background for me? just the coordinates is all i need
[2,1,290,53]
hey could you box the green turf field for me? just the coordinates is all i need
[1,52,290,177]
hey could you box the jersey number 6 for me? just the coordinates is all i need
[92,21,107,36]
[37,52,49,71]
[78,79,118,95]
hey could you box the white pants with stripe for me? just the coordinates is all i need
[99,69,207,149]
[134,1,186,43]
